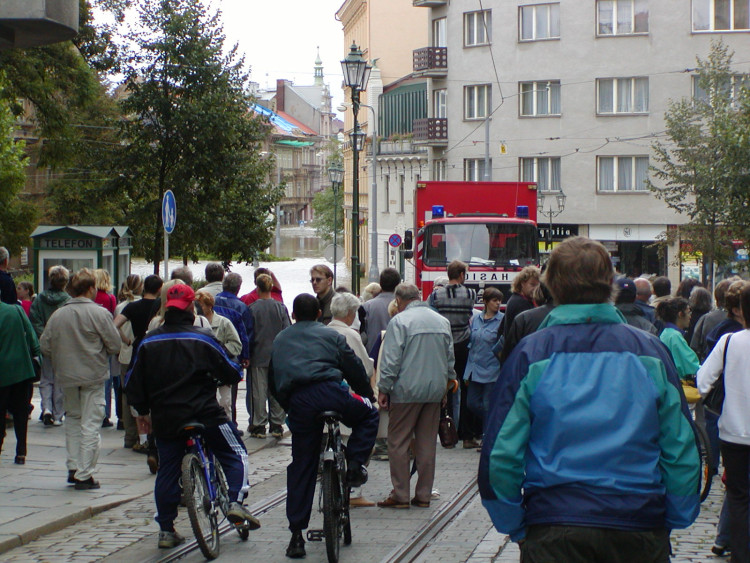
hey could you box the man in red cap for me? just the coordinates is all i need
[126,284,260,549]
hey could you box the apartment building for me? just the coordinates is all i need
[410,0,750,279]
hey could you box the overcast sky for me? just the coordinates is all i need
[216,0,346,113]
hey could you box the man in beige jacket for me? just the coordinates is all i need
[41,268,121,490]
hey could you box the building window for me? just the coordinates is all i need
[464,10,492,46]
[598,156,649,191]
[597,0,648,35]
[433,89,447,118]
[399,175,405,213]
[464,158,490,181]
[434,159,447,180]
[464,84,491,119]
[520,3,560,41]
[384,175,390,213]
[597,77,649,114]
[693,0,750,31]
[520,157,561,191]
[433,17,447,47]
[520,81,561,116]
[693,74,750,107]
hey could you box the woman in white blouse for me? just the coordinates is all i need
[697,281,750,562]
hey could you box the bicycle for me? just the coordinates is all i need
[179,422,253,560]
[306,411,352,563]
[682,381,713,502]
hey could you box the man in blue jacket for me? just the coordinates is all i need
[479,236,700,562]
[270,293,378,559]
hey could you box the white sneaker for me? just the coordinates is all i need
[431,488,440,499]
[53,420,63,426]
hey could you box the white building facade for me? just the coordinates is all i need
[410,0,750,280]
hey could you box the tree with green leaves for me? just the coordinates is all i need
[312,141,343,245]
[0,76,37,254]
[115,0,279,270]
[648,41,750,285]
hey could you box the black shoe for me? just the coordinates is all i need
[74,477,101,490]
[286,530,305,559]
[116,420,124,430]
[43,411,53,426]
[346,464,368,488]
[712,544,731,557]
[270,424,284,438]
[67,470,76,484]
[102,418,113,428]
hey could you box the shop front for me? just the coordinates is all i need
[589,224,668,278]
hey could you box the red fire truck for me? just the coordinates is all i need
[408,181,540,303]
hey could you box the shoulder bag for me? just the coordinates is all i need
[704,334,733,417]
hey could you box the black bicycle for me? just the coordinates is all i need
[306,411,352,563]
[180,422,252,560]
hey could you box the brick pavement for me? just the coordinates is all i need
[0,382,729,562]
[0,380,272,556]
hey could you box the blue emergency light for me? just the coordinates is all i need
[516,205,529,219]
[431,205,445,219]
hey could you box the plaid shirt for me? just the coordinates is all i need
[428,283,477,344]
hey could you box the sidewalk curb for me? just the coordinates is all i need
[0,431,285,557]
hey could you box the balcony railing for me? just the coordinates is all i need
[413,47,447,77]
[413,118,448,145]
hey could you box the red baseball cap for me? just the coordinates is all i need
[166,283,195,310]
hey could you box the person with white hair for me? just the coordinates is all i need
[329,292,376,507]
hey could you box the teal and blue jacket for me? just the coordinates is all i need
[479,304,700,541]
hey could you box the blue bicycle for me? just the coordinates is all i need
[179,422,255,559]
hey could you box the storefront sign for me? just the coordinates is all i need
[537,224,579,240]
[40,239,95,249]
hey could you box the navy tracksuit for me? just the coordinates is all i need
[286,381,379,532]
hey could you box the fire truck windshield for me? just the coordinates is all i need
[422,222,539,267]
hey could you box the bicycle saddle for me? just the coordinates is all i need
[179,422,206,435]
[317,411,343,421]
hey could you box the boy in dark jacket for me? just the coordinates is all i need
[126,284,260,549]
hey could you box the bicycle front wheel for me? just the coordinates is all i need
[182,453,220,559]
[322,460,342,563]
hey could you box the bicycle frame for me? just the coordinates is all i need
[185,433,220,506]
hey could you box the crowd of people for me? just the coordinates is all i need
[2,239,750,560]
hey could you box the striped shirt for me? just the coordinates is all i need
[428,284,477,344]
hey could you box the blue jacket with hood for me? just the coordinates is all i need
[478,303,700,541]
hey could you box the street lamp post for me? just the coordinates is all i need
[328,164,344,287]
[537,190,567,251]
[341,43,372,296]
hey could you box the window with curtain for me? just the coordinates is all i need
[598,156,649,191]
[693,0,750,31]
[520,157,561,191]
[597,0,649,35]
[520,3,561,41]
[433,17,447,47]
[520,81,562,116]
[434,159,447,181]
[384,175,390,212]
[464,84,491,119]
[464,10,492,46]
[464,158,490,181]
[597,77,649,114]
[693,74,750,107]
[434,89,447,118]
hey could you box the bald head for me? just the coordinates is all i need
[634,278,652,303]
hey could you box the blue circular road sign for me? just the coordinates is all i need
[389,233,402,248]
[162,190,176,234]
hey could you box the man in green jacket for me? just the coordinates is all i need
[0,300,41,464]
[30,265,70,426]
